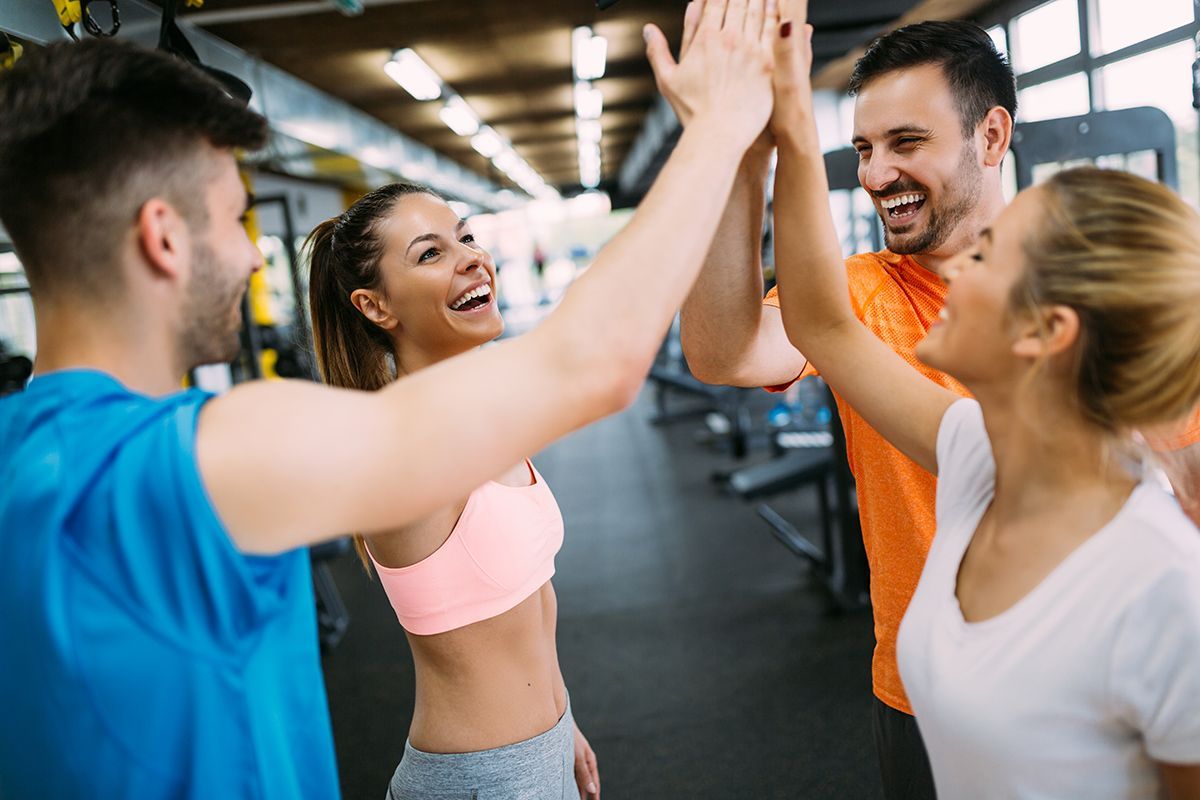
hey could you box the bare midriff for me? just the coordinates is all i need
[405,581,566,753]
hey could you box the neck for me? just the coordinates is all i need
[911,181,1008,276]
[973,380,1136,521]
[393,339,476,377]
[33,303,184,396]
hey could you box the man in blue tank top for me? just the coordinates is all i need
[0,40,341,798]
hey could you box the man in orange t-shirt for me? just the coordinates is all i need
[677,18,1200,800]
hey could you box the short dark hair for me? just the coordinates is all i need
[848,20,1017,136]
[0,39,268,300]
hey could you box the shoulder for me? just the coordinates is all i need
[935,400,994,513]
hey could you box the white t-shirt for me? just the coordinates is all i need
[897,399,1200,799]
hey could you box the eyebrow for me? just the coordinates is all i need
[405,220,469,257]
[851,126,934,146]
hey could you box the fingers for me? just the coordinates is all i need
[587,748,601,798]
[744,0,764,38]
[724,0,749,33]
[758,0,779,48]
[680,1,702,60]
[780,0,809,26]
[573,753,598,799]
[643,24,677,87]
[699,0,728,33]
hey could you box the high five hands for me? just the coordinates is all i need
[644,0,778,153]
[644,0,816,151]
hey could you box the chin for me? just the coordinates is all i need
[914,333,942,371]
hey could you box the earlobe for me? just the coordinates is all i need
[350,289,399,331]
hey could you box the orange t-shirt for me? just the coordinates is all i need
[764,249,967,714]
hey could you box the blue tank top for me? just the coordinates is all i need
[0,370,339,798]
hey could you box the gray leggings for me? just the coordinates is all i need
[386,696,576,800]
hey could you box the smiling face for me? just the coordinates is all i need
[915,186,1046,386]
[351,192,503,369]
[853,63,984,259]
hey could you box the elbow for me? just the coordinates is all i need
[679,328,734,386]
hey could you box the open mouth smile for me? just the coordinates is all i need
[880,192,927,224]
[448,282,494,313]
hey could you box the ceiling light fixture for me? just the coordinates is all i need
[574,81,603,120]
[470,127,504,158]
[384,48,443,101]
[572,26,608,81]
[439,95,480,136]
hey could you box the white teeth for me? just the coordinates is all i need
[882,193,926,210]
[450,283,492,310]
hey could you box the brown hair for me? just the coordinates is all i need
[1014,167,1200,434]
[0,39,267,301]
[305,182,441,570]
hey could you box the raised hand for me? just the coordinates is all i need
[769,0,815,138]
[644,0,779,153]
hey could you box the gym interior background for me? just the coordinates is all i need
[2,0,1197,796]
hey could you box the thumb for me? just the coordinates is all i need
[772,17,805,91]
[643,24,676,88]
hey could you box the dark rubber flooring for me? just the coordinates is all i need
[321,387,882,799]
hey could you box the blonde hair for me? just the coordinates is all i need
[1014,167,1200,433]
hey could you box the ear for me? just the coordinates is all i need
[1011,304,1080,360]
[978,106,1013,168]
[136,198,189,281]
[350,288,399,332]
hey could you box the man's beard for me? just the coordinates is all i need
[880,141,982,256]
[179,239,247,369]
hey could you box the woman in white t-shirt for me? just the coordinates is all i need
[765,11,1200,797]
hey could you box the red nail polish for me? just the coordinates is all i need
[780,21,793,38]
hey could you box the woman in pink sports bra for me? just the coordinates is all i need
[306,183,600,800]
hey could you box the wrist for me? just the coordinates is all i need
[682,114,754,158]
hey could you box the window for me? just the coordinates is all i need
[1017,73,1090,122]
[1096,39,1197,122]
[987,25,1009,60]
[1093,0,1195,56]
[1011,0,1080,74]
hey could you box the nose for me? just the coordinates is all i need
[453,240,486,273]
[860,151,901,195]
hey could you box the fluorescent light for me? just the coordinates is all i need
[574,81,603,120]
[471,127,504,158]
[492,149,520,173]
[573,27,607,81]
[439,96,480,136]
[385,49,442,101]
[576,118,602,144]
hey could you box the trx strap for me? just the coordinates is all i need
[51,0,120,41]
[0,32,23,72]
[157,0,253,105]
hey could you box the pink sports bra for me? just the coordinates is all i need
[368,461,564,636]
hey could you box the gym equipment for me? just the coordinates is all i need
[1010,106,1178,191]
[156,0,252,104]
[51,0,120,40]
[647,315,757,459]
[0,32,23,71]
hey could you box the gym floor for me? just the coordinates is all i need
[321,387,882,799]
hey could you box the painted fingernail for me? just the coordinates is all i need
[642,25,651,43]
[780,21,793,38]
